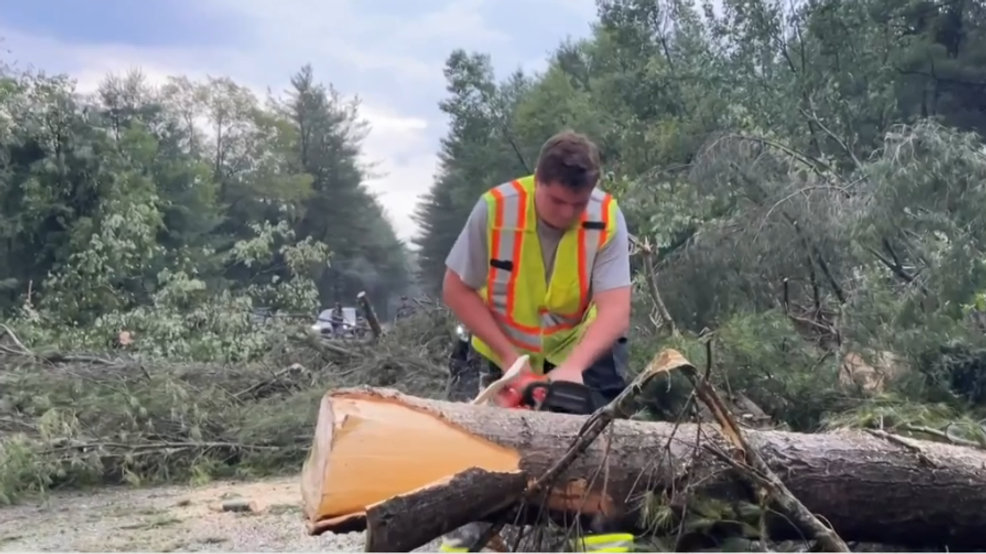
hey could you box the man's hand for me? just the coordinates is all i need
[556,287,631,381]
[546,360,585,384]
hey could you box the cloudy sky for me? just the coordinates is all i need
[0,0,599,242]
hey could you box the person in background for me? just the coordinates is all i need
[330,302,345,338]
[395,295,415,322]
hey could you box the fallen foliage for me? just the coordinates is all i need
[0,307,454,504]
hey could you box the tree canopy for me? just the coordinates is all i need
[413,0,986,430]
[0,63,412,346]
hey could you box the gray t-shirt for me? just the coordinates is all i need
[445,196,631,294]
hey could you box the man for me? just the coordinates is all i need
[440,130,635,553]
[395,295,415,322]
[329,302,345,338]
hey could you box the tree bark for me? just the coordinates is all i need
[301,387,986,551]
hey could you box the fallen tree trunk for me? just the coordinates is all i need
[301,387,986,551]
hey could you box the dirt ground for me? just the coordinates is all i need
[0,477,377,552]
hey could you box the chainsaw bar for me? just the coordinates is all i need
[521,380,600,415]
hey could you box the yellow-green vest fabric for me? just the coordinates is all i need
[470,175,619,372]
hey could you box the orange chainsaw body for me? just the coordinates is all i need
[492,371,549,409]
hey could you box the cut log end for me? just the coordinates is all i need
[302,387,523,536]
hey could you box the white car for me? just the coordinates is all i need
[312,307,359,337]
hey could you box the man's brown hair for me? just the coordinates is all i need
[534,130,601,191]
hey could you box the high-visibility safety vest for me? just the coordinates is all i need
[470,175,620,373]
[570,532,636,552]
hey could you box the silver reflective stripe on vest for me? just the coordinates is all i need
[488,182,542,350]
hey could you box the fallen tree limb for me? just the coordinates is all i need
[681,340,849,552]
[365,468,527,552]
[301,363,986,551]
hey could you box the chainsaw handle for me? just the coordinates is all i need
[522,380,600,414]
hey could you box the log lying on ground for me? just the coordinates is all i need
[301,387,986,551]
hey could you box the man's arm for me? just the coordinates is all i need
[551,208,632,378]
[443,199,520,366]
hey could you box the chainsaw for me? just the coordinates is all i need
[471,355,601,414]
[465,356,615,553]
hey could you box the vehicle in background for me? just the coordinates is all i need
[311,307,367,339]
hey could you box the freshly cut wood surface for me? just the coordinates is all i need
[301,386,986,551]
[300,390,521,527]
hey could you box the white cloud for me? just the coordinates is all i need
[0,0,489,242]
[354,103,438,240]
[187,0,507,88]
[532,0,598,21]
[197,0,507,47]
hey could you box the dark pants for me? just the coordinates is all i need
[480,337,630,412]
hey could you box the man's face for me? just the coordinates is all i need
[534,180,593,230]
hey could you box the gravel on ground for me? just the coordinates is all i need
[0,477,439,552]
